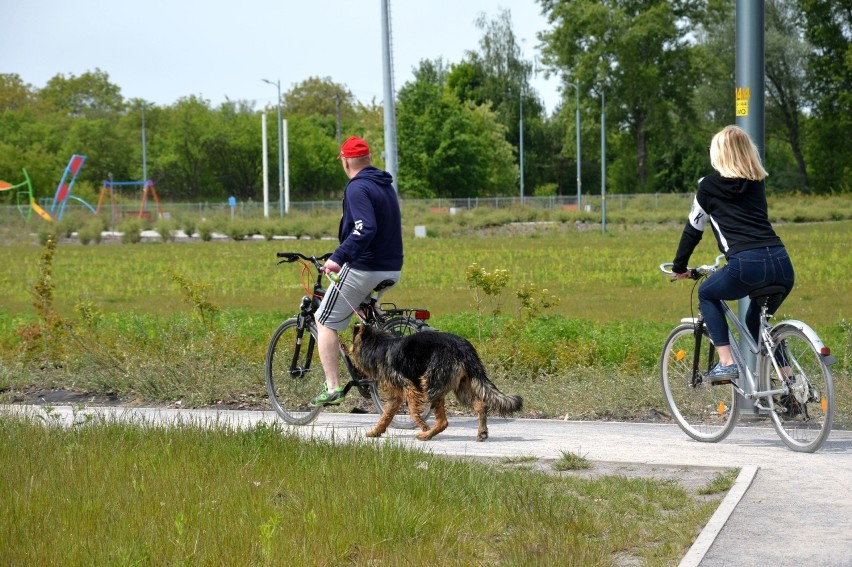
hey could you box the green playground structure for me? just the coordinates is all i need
[0,155,91,221]
[0,167,41,221]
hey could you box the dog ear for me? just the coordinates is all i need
[352,324,362,339]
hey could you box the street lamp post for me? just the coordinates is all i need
[519,89,524,203]
[262,78,284,218]
[600,88,607,233]
[566,83,582,210]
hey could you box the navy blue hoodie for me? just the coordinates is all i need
[329,166,403,271]
[673,172,783,273]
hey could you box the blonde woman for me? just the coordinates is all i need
[671,125,795,380]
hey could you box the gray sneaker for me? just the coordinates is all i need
[707,362,739,383]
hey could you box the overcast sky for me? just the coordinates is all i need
[1,0,562,113]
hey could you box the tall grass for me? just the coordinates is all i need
[0,207,849,425]
[0,413,721,565]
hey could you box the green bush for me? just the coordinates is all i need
[77,218,103,245]
[154,217,178,242]
[118,218,143,244]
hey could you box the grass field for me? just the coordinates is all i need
[0,412,731,565]
[0,215,848,425]
[0,200,846,564]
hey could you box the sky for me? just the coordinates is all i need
[1,0,562,114]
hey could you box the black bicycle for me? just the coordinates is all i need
[265,252,432,427]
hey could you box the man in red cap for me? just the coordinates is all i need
[310,136,404,406]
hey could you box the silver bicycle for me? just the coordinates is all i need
[659,255,836,453]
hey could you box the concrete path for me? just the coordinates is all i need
[5,405,851,566]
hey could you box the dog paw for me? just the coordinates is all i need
[476,432,489,442]
[415,432,433,441]
[366,430,382,438]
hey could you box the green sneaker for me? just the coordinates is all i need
[309,385,346,407]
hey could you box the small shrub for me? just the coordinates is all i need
[118,218,143,244]
[180,217,197,239]
[197,219,215,242]
[155,217,178,242]
[77,218,103,245]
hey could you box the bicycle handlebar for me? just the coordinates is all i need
[276,251,332,268]
[659,254,725,280]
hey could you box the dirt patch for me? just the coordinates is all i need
[466,455,735,499]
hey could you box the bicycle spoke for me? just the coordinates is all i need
[762,325,834,453]
[660,324,739,442]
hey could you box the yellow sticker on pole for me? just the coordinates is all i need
[736,87,750,117]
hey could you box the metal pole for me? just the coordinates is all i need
[381,0,399,194]
[736,0,765,402]
[261,112,269,219]
[567,83,582,209]
[283,118,290,214]
[519,93,524,203]
[601,89,606,233]
[263,78,285,217]
[141,105,148,185]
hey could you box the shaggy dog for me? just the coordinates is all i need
[350,324,523,441]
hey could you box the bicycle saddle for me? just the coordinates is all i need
[373,279,396,292]
[748,285,787,305]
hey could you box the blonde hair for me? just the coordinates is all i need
[709,125,768,181]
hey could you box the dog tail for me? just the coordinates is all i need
[469,366,523,417]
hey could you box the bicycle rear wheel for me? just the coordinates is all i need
[660,323,740,442]
[761,324,834,453]
[371,316,433,430]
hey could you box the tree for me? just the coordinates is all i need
[799,0,852,193]
[765,0,811,192]
[448,8,552,194]
[283,76,355,145]
[39,68,125,119]
[207,100,264,201]
[539,0,704,192]
[154,96,218,200]
[0,74,35,112]
[397,60,516,198]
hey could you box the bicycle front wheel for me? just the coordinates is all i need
[761,324,834,453]
[372,316,433,430]
[265,318,325,425]
[660,323,740,442]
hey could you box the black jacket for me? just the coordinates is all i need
[673,172,783,273]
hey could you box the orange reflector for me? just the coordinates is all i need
[718,401,727,415]
[821,398,828,413]
[820,346,831,356]
[675,349,686,361]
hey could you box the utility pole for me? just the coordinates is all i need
[381,0,399,193]
[262,78,284,218]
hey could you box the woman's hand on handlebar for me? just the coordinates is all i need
[672,271,693,281]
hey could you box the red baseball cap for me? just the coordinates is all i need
[337,136,370,159]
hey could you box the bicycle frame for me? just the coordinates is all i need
[698,297,834,411]
[714,299,781,409]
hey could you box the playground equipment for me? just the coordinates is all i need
[0,167,37,220]
[96,179,163,222]
[0,154,92,222]
[49,154,92,221]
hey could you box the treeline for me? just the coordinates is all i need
[0,0,848,206]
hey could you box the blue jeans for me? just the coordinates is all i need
[698,246,795,346]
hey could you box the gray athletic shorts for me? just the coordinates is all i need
[316,265,401,331]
